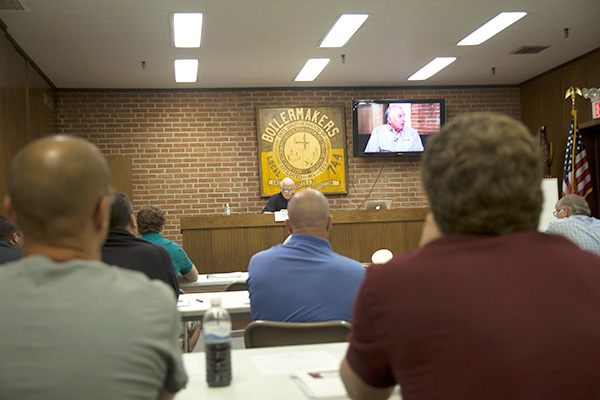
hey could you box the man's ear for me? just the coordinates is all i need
[325,215,333,232]
[129,214,137,230]
[93,195,112,233]
[128,214,138,235]
[285,219,293,235]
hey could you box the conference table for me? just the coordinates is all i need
[175,342,402,399]
[178,291,251,322]
[178,291,251,352]
[180,272,248,292]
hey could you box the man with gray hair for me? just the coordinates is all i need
[261,177,295,213]
[365,104,423,153]
[546,193,600,255]
[341,113,600,400]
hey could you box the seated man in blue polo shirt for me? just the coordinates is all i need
[248,188,365,322]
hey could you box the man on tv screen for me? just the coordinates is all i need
[364,104,424,152]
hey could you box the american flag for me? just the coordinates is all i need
[562,110,592,198]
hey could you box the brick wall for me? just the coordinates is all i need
[412,103,441,135]
[56,87,520,242]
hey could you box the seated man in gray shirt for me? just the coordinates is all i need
[0,136,187,400]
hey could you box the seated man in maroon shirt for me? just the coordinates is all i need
[341,113,600,400]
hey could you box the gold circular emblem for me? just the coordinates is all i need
[273,120,332,180]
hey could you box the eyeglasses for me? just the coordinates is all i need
[282,188,294,193]
[553,208,564,217]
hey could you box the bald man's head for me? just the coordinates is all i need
[7,135,112,243]
[286,189,331,237]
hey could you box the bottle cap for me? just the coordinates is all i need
[210,297,222,307]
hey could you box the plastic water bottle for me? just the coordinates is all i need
[203,297,232,387]
[224,203,231,216]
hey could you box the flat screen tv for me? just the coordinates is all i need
[352,99,446,157]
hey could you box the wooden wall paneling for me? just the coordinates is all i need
[4,40,28,158]
[521,50,600,171]
[329,223,362,261]
[182,216,288,274]
[0,30,8,212]
[1,35,28,213]
[27,63,56,139]
[520,68,566,178]
[563,50,600,123]
[563,49,600,215]
[182,209,428,273]
[581,120,600,216]
[106,155,133,201]
[183,228,215,274]
[404,220,426,250]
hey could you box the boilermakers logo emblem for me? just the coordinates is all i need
[257,106,347,195]
[273,120,332,181]
[261,108,339,181]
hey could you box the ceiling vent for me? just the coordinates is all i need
[510,46,550,55]
[0,0,28,11]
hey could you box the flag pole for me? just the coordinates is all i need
[571,107,577,192]
[565,86,582,195]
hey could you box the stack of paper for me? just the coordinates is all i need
[292,370,347,399]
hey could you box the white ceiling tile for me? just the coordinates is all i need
[0,0,598,89]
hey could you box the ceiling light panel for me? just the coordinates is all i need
[295,58,330,81]
[174,59,198,82]
[408,57,457,81]
[320,14,368,48]
[173,13,203,48]
[457,12,527,46]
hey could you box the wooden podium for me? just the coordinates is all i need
[181,208,429,274]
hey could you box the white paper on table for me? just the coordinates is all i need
[274,210,289,222]
[208,272,245,279]
[292,370,346,399]
[251,351,340,375]
[177,299,190,307]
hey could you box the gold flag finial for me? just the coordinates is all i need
[565,86,582,109]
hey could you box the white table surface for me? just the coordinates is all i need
[177,291,251,321]
[176,342,402,399]
[180,272,248,292]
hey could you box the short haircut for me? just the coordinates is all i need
[422,113,543,235]
[136,206,166,235]
[109,192,134,229]
[0,215,20,241]
[385,105,404,119]
[558,194,591,216]
[287,188,329,230]
[7,136,111,243]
